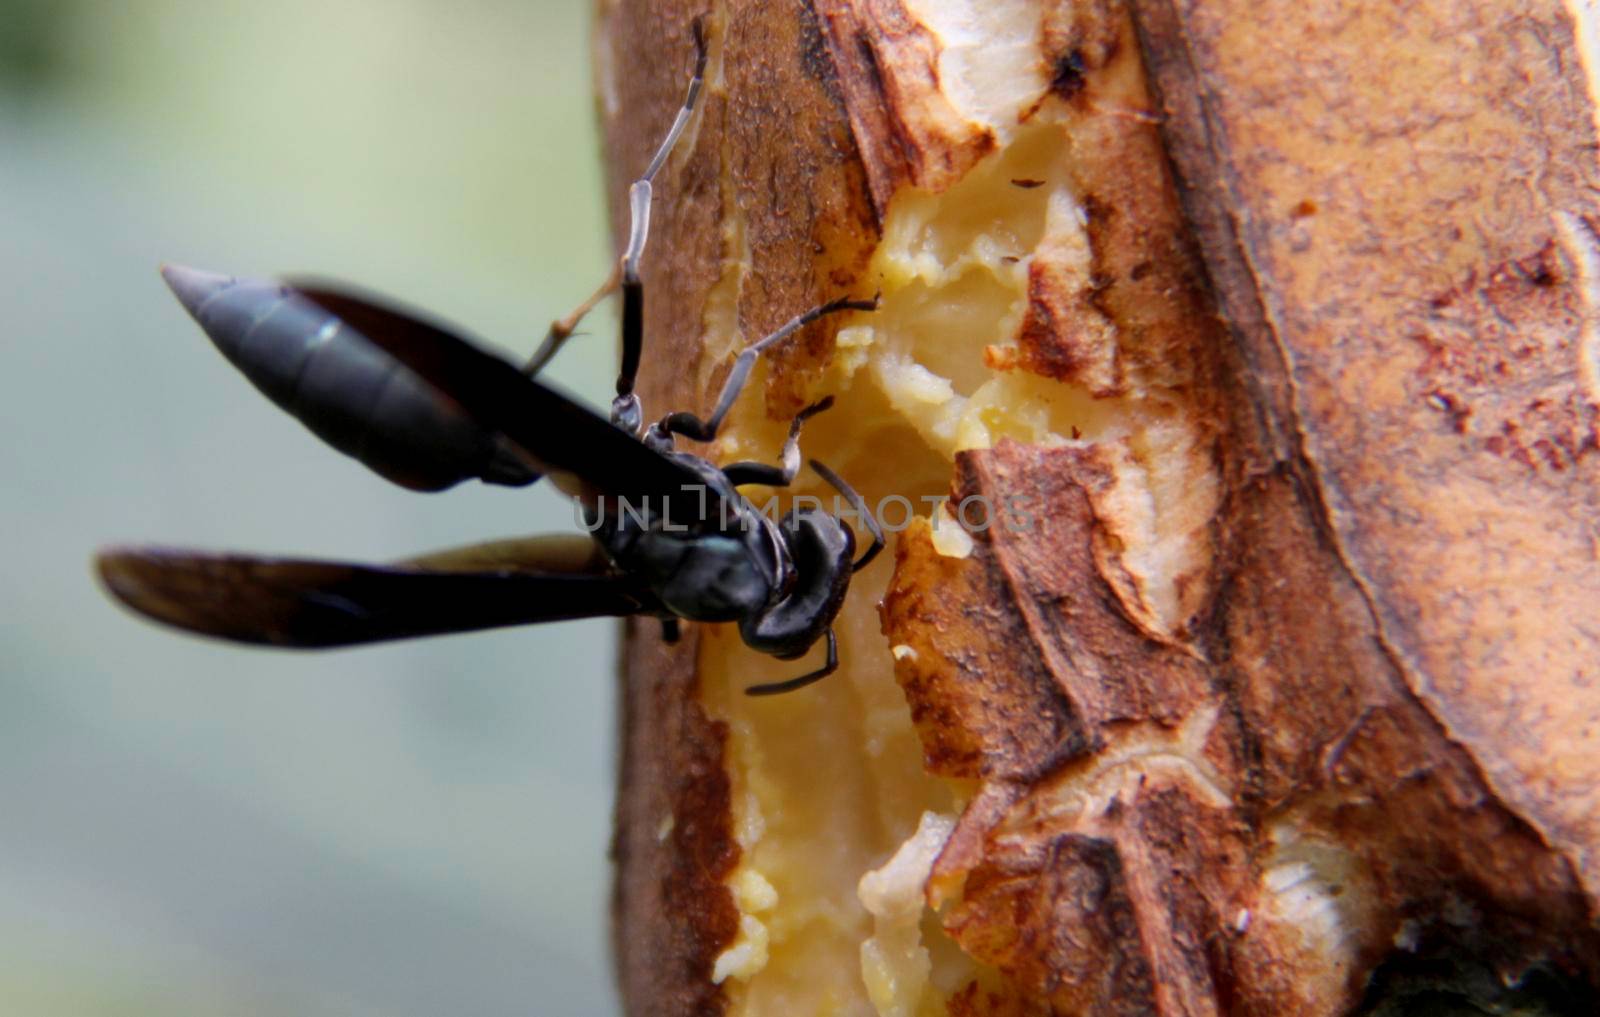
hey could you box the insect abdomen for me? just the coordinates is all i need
[161,266,536,491]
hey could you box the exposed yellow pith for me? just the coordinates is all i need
[686,8,1219,1013]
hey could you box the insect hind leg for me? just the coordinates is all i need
[522,19,709,420]
[523,262,620,378]
[720,396,834,487]
[611,18,709,431]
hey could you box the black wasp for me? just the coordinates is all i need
[95,24,881,696]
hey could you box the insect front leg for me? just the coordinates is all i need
[745,629,837,697]
[720,396,834,487]
[809,458,885,572]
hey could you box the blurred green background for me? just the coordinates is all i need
[1,1,624,1013]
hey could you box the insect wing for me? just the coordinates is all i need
[290,281,724,521]
[96,547,662,649]
[397,533,608,574]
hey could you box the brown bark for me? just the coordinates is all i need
[597,1,1600,1014]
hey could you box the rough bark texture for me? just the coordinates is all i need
[598,1,1600,1014]
[612,626,740,1017]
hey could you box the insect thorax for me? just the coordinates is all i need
[585,457,790,623]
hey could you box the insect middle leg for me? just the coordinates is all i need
[720,396,834,487]
[655,293,877,444]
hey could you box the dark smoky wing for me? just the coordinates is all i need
[289,282,722,518]
[95,547,663,649]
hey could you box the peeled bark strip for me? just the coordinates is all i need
[597,1,1600,1014]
